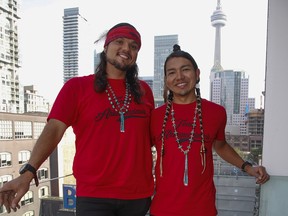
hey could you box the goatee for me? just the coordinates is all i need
[107,58,133,71]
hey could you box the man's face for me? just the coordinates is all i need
[105,37,139,71]
[165,57,200,103]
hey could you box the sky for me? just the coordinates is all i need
[18,0,268,108]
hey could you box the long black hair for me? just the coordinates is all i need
[94,23,143,104]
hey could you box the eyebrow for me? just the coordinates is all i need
[167,64,193,71]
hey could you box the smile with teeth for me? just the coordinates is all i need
[176,83,186,88]
[119,53,129,59]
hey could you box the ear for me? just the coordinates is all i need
[104,46,108,53]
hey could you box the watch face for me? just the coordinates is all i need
[19,164,28,174]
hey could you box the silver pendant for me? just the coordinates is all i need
[120,112,125,132]
[184,152,188,186]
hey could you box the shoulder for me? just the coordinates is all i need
[201,99,227,124]
[66,74,94,85]
[59,74,94,97]
[139,80,152,91]
[201,99,226,112]
[151,104,167,128]
[151,104,167,116]
[63,74,94,90]
[139,80,154,103]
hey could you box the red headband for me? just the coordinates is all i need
[104,26,141,50]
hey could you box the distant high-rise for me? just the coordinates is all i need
[63,7,92,83]
[0,0,22,113]
[247,108,264,150]
[210,0,255,135]
[24,85,50,113]
[153,35,178,105]
[211,70,255,135]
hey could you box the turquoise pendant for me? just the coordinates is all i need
[184,153,188,186]
[120,112,125,132]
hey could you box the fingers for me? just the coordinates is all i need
[0,188,20,213]
[9,191,19,212]
[0,177,30,213]
[249,166,270,185]
[0,190,20,213]
[11,190,25,210]
[0,182,13,209]
[1,191,14,213]
[256,173,270,184]
[255,166,270,184]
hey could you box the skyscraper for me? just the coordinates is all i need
[0,0,22,113]
[63,7,92,83]
[212,69,255,135]
[210,0,255,135]
[153,35,178,106]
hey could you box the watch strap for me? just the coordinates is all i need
[241,161,252,172]
[21,164,39,187]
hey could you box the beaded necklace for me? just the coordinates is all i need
[171,103,197,186]
[160,94,206,186]
[105,82,132,132]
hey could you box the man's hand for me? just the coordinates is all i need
[246,165,270,184]
[0,174,32,213]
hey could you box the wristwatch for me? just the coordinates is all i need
[241,161,253,172]
[19,163,39,187]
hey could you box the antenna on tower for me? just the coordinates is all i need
[217,0,222,9]
[210,0,227,72]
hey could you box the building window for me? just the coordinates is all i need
[0,152,12,167]
[20,191,33,206]
[0,205,6,214]
[33,122,45,139]
[0,175,12,187]
[15,121,32,139]
[0,120,13,140]
[18,150,31,164]
[37,168,48,180]
[39,186,49,198]
[23,211,34,216]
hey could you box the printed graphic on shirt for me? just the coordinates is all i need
[94,107,147,122]
[157,118,210,145]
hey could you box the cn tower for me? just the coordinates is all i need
[211,0,226,72]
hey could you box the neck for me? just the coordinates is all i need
[173,95,197,104]
[106,64,126,79]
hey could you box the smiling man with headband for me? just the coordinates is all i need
[0,23,155,216]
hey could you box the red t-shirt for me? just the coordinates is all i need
[150,100,226,216]
[48,74,155,199]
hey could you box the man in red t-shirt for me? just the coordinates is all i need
[0,23,155,216]
[150,44,270,216]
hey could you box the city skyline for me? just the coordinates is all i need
[19,0,268,107]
